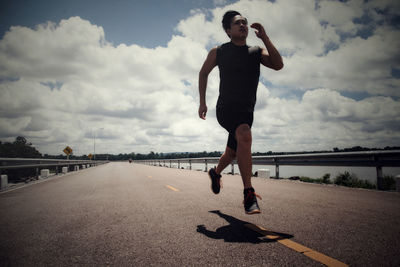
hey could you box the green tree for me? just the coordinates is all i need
[0,136,42,158]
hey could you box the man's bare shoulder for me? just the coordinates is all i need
[209,46,218,55]
[205,47,218,61]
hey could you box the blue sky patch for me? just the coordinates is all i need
[0,77,19,83]
[391,67,400,78]
[41,81,63,91]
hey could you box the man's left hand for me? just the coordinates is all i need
[251,23,268,40]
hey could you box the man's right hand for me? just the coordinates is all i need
[198,104,208,120]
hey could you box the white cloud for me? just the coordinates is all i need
[0,0,399,155]
[267,25,400,96]
[253,88,400,151]
[317,0,364,34]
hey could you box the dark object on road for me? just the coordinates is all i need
[197,210,292,243]
[129,159,132,163]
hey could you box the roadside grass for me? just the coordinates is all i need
[381,175,396,190]
[298,171,396,190]
[333,171,376,189]
[299,173,331,184]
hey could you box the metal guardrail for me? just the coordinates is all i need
[136,150,400,190]
[0,158,109,188]
[0,158,108,171]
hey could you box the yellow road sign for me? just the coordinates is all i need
[63,146,72,155]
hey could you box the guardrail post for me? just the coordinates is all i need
[376,166,383,190]
[205,159,208,172]
[1,175,8,189]
[231,163,234,175]
[170,160,172,168]
[40,169,50,178]
[178,161,180,169]
[275,158,280,179]
[189,160,192,170]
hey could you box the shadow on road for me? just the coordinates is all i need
[197,210,293,244]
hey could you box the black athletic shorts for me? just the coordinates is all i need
[216,108,254,152]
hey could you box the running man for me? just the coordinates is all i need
[198,10,283,214]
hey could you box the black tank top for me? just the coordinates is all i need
[216,42,261,112]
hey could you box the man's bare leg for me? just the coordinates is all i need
[235,123,260,214]
[215,146,236,175]
[209,146,235,194]
[235,124,253,189]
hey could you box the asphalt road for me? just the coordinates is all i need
[0,162,399,266]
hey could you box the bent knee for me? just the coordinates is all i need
[235,124,252,144]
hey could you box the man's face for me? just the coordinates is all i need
[227,15,248,39]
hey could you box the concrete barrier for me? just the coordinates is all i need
[1,175,7,189]
[396,175,400,193]
[40,169,50,178]
[82,165,86,169]
[62,167,68,174]
[87,164,90,168]
[257,169,270,178]
[74,166,79,171]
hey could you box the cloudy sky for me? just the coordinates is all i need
[0,0,399,156]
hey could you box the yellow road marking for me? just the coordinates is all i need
[279,239,311,253]
[245,224,348,267]
[166,185,179,192]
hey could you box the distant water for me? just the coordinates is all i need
[168,163,400,184]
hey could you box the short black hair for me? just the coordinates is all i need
[222,10,241,32]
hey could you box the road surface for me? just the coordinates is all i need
[0,162,399,266]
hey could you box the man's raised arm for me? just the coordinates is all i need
[251,23,283,71]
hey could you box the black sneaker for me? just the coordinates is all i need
[208,167,222,194]
[243,187,261,214]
